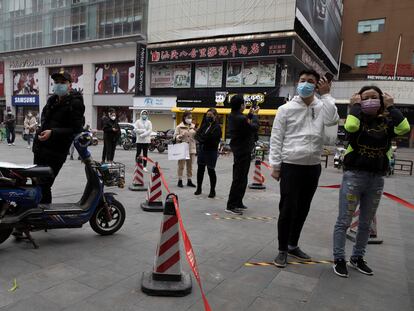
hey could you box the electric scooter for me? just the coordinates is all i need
[0,132,126,248]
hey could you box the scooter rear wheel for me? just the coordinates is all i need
[0,228,12,244]
[90,199,126,235]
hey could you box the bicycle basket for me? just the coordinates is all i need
[92,162,125,188]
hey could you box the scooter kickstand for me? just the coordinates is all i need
[23,229,39,249]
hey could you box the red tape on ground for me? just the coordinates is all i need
[141,157,212,311]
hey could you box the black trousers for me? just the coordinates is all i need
[136,143,149,167]
[6,127,15,144]
[196,165,217,192]
[33,153,65,204]
[277,163,321,251]
[104,136,117,162]
[227,152,251,209]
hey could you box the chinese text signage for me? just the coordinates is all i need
[149,39,292,63]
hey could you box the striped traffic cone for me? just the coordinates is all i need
[346,208,383,244]
[141,194,192,297]
[141,163,164,212]
[248,158,266,190]
[129,157,147,191]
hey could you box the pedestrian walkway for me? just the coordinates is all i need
[0,140,413,310]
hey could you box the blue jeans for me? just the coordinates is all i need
[333,170,384,260]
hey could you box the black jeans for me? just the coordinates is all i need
[227,152,251,209]
[6,127,15,144]
[136,143,149,167]
[277,163,321,251]
[33,153,65,204]
[104,136,117,162]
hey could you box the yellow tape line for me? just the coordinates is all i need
[245,260,333,267]
[213,216,277,221]
[8,278,18,292]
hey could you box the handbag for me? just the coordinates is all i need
[323,123,339,146]
[168,142,190,160]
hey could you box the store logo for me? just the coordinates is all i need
[227,93,265,107]
[215,92,227,107]
[11,95,39,106]
[144,98,154,106]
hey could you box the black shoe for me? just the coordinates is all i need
[224,208,243,215]
[333,259,349,278]
[194,188,202,195]
[349,256,373,275]
[208,190,216,198]
[288,247,312,261]
[187,180,196,187]
[238,204,248,209]
[274,251,288,268]
[177,180,183,188]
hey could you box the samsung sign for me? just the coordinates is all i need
[12,95,39,106]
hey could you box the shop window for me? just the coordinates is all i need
[151,64,191,89]
[355,54,381,68]
[357,18,385,33]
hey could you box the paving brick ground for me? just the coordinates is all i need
[0,139,413,311]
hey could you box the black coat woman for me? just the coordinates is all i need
[194,108,222,198]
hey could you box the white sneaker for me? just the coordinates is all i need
[8,143,11,146]
[143,167,148,172]
[12,143,15,146]
[27,146,31,149]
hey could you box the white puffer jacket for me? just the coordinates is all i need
[269,94,339,169]
[134,110,153,144]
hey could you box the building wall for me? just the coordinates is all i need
[148,0,296,43]
[341,0,414,76]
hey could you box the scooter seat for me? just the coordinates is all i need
[14,166,54,178]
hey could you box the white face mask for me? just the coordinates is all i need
[28,114,32,117]
[185,118,192,125]
[110,116,116,120]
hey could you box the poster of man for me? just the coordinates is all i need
[95,62,135,94]
[13,69,39,95]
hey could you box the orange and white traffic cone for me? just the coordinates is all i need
[346,208,383,244]
[129,157,146,191]
[248,158,266,190]
[141,194,192,297]
[141,163,164,212]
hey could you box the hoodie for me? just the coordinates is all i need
[269,94,339,169]
[134,110,153,144]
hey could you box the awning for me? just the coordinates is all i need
[171,107,277,116]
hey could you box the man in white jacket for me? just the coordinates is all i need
[134,110,153,171]
[269,69,339,267]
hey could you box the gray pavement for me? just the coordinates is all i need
[0,139,413,311]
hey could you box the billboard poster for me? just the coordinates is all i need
[295,0,343,69]
[173,64,191,88]
[258,60,276,87]
[151,65,174,88]
[135,43,146,96]
[0,61,4,97]
[242,61,260,87]
[13,69,39,95]
[208,63,223,87]
[49,66,83,94]
[95,62,135,94]
[226,62,243,87]
[195,63,209,87]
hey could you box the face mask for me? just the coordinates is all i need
[297,82,315,98]
[360,98,381,116]
[185,118,192,125]
[53,83,68,96]
[110,116,116,120]
[141,115,148,120]
[28,114,32,118]
[205,116,214,123]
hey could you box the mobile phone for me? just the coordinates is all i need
[325,72,334,82]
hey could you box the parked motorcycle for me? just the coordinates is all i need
[0,132,126,248]
[118,128,134,150]
[333,147,346,169]
[149,130,173,153]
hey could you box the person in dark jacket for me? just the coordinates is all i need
[101,112,109,162]
[102,108,120,163]
[4,111,16,146]
[332,86,410,278]
[226,94,259,215]
[33,71,85,204]
[194,108,222,198]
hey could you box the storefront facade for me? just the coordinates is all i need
[131,96,176,131]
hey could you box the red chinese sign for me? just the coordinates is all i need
[367,63,414,81]
[149,39,292,63]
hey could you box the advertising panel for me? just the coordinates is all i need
[49,66,83,94]
[13,69,39,95]
[195,63,223,88]
[95,62,135,94]
[12,95,39,106]
[173,64,191,88]
[0,61,4,97]
[135,43,146,96]
[227,61,277,87]
[295,0,343,69]
[151,65,174,88]
[226,62,243,87]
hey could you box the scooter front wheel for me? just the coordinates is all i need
[0,228,13,244]
[90,199,126,235]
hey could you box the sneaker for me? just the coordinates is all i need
[194,189,202,195]
[8,143,11,146]
[143,167,148,172]
[288,247,312,261]
[333,259,349,278]
[224,208,243,215]
[238,204,248,209]
[187,180,196,187]
[208,190,216,198]
[349,256,373,275]
[274,251,288,268]
[12,143,15,146]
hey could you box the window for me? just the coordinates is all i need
[358,19,385,33]
[355,54,382,67]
